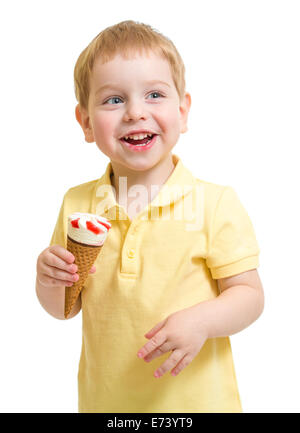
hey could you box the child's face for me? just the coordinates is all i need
[77,50,191,173]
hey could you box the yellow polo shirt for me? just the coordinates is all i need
[50,153,259,413]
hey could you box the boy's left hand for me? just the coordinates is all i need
[137,305,208,378]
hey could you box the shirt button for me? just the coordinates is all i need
[128,249,135,258]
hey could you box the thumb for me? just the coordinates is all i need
[144,318,167,339]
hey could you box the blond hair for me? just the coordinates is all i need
[74,20,186,109]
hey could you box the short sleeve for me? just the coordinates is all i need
[49,193,68,248]
[206,186,260,279]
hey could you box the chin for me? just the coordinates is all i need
[126,161,155,172]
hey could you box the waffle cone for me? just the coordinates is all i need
[64,235,102,318]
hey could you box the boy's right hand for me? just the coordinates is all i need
[36,245,96,288]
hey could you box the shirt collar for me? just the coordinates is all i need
[93,154,196,217]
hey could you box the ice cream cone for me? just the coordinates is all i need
[64,236,102,318]
[64,212,111,318]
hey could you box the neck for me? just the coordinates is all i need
[110,153,175,208]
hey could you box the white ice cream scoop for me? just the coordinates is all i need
[67,212,111,246]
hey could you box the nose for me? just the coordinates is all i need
[123,99,147,122]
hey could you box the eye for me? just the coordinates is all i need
[148,92,164,99]
[104,97,123,105]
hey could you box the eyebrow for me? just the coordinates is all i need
[95,80,171,95]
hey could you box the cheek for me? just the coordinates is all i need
[158,103,181,126]
[164,108,181,135]
[91,113,115,139]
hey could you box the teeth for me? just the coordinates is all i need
[124,133,153,140]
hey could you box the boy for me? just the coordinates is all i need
[36,20,264,413]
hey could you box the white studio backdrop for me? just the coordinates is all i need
[0,0,299,413]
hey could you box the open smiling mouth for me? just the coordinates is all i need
[121,134,156,146]
[120,134,158,149]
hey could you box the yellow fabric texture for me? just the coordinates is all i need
[50,154,259,413]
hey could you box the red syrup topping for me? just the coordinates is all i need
[71,218,80,228]
[97,219,111,231]
[86,220,103,235]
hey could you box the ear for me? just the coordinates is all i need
[75,104,95,143]
[179,93,192,134]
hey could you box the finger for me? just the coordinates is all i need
[41,253,78,276]
[143,341,174,363]
[42,263,79,285]
[46,249,77,274]
[89,265,96,274]
[49,245,75,264]
[137,331,167,359]
[154,350,190,377]
[154,349,185,378]
[37,273,76,288]
[40,256,78,279]
[170,353,194,377]
[144,318,167,339]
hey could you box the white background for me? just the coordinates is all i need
[0,0,299,413]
